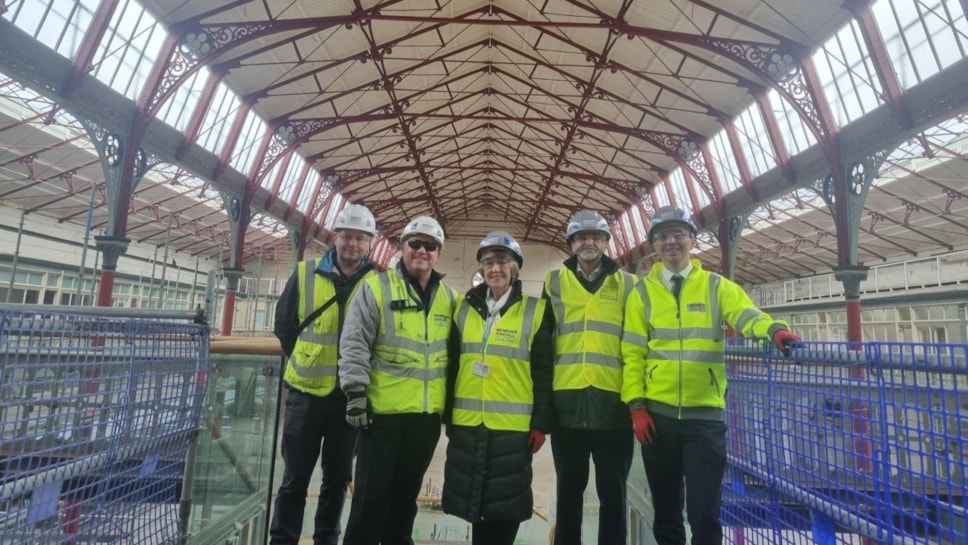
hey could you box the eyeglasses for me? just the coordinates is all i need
[479,256,512,269]
[652,229,691,243]
[337,232,372,244]
[406,239,440,252]
[572,233,607,243]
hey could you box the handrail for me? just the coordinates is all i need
[210,335,284,355]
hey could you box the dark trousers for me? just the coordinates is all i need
[269,387,356,545]
[343,413,441,545]
[472,520,520,545]
[641,414,727,545]
[551,428,633,545]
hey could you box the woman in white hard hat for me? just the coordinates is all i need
[441,231,554,545]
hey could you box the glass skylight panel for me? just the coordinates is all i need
[90,0,165,101]
[812,20,883,128]
[708,130,742,192]
[874,0,968,89]
[734,103,776,178]
[158,69,209,133]
[197,82,239,155]
[7,0,99,59]
[229,110,267,175]
[669,168,696,211]
[276,160,303,203]
[653,181,671,207]
[767,90,816,155]
[631,206,648,242]
[296,169,321,214]
[323,193,345,229]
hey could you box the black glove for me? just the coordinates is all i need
[345,390,370,428]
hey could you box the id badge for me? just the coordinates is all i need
[472,360,490,378]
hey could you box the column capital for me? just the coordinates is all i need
[832,264,870,299]
[93,235,130,270]
[221,267,245,291]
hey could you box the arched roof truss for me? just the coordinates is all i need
[0,0,966,278]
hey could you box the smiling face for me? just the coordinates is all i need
[334,229,372,266]
[569,231,607,265]
[478,249,518,298]
[401,234,440,278]
[650,224,695,272]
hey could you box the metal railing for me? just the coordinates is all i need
[0,304,208,544]
[717,340,967,545]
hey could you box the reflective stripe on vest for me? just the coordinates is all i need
[452,296,542,431]
[285,259,343,394]
[368,270,455,415]
[547,269,632,393]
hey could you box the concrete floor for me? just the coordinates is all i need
[269,427,604,545]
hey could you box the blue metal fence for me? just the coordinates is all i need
[724,340,967,544]
[0,306,208,544]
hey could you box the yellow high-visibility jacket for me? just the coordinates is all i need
[339,266,458,415]
[621,259,788,420]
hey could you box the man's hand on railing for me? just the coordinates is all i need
[345,391,370,429]
[772,329,803,357]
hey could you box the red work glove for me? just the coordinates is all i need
[772,329,803,357]
[631,407,656,445]
[527,429,545,454]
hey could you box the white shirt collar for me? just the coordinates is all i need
[660,262,693,291]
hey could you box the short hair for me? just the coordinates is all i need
[478,248,520,281]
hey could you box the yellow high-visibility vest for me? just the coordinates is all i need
[367,269,457,415]
[452,296,546,432]
[545,269,635,393]
[285,260,373,396]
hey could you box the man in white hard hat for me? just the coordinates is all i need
[338,215,459,545]
[271,203,378,545]
[622,205,802,545]
[543,209,637,545]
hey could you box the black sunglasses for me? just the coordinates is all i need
[406,239,440,252]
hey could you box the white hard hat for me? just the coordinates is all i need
[565,210,610,242]
[334,203,377,236]
[647,206,697,242]
[401,216,445,247]
[477,230,523,267]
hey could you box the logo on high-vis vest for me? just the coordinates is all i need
[687,303,706,313]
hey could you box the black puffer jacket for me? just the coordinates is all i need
[442,425,533,522]
[441,280,554,522]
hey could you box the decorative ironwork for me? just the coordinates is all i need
[728,216,743,241]
[763,49,800,82]
[274,123,297,146]
[149,23,271,116]
[848,161,866,196]
[676,138,700,161]
[105,133,123,167]
[178,30,212,60]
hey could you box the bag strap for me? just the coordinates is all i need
[293,294,339,339]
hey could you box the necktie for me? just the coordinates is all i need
[671,274,683,300]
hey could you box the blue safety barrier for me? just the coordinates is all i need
[0,307,208,544]
[723,339,967,544]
